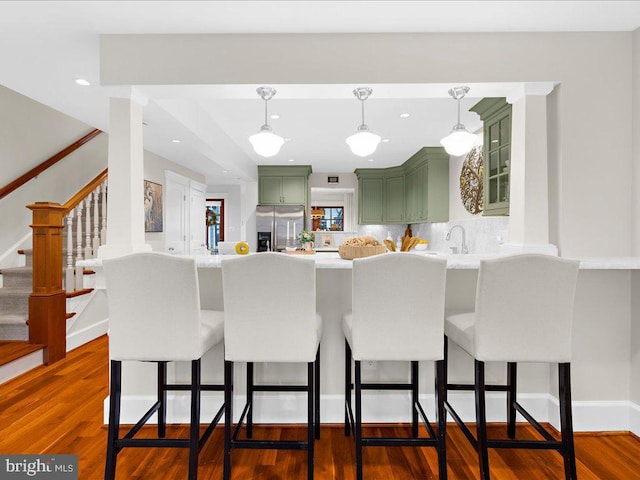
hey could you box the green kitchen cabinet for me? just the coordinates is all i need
[258,165,312,206]
[470,98,511,216]
[357,175,384,224]
[385,171,405,223]
[355,147,449,225]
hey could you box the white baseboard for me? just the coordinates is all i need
[66,318,108,352]
[105,391,640,434]
[630,403,640,437]
[0,349,43,385]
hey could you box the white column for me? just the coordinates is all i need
[98,96,151,259]
[500,83,558,256]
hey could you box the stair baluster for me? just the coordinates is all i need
[84,195,92,259]
[92,186,100,256]
[65,211,74,293]
[75,205,84,290]
[100,180,107,246]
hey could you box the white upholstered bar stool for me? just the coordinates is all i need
[343,253,448,480]
[221,252,322,480]
[444,254,580,480]
[103,253,225,480]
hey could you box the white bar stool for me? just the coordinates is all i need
[103,253,225,480]
[444,254,580,480]
[221,252,322,480]
[343,253,448,480]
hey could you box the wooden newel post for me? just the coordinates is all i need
[27,202,67,364]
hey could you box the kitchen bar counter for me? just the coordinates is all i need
[78,252,640,435]
[141,252,640,270]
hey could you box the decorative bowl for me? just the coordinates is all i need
[338,244,387,260]
[414,243,428,251]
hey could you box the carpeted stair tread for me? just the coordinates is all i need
[0,267,32,288]
[0,313,28,325]
[0,287,31,316]
[0,314,28,341]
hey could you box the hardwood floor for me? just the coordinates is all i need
[1,335,639,479]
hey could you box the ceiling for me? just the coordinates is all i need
[1,1,639,184]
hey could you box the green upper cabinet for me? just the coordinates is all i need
[355,147,449,225]
[358,175,384,224]
[258,165,312,206]
[385,170,405,223]
[470,98,512,216]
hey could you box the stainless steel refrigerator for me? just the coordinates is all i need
[256,205,305,252]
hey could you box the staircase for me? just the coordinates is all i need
[0,250,32,340]
[0,175,107,345]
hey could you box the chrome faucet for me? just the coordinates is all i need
[445,225,468,254]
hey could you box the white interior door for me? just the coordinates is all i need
[165,172,188,254]
[190,182,206,255]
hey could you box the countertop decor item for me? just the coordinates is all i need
[460,145,484,214]
[338,235,386,259]
[235,241,250,255]
[298,230,315,245]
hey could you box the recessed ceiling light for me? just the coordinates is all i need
[288,159,295,162]
[171,139,181,143]
[270,114,280,119]
[75,78,90,86]
[399,113,410,118]
[284,138,291,142]
[222,170,229,174]
[368,158,375,162]
[382,138,390,143]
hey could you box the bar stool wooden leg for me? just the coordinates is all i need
[246,362,254,438]
[435,359,447,480]
[158,362,167,438]
[188,359,201,480]
[507,362,517,439]
[475,360,490,480]
[411,361,419,438]
[354,360,363,480]
[559,363,577,480]
[224,360,233,480]
[345,339,352,437]
[105,360,122,480]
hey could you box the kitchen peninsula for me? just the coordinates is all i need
[81,252,640,435]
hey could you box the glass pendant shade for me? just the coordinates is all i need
[249,125,284,158]
[249,86,284,157]
[346,126,381,157]
[441,86,476,156]
[440,124,477,156]
[346,87,381,157]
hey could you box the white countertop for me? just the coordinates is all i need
[79,253,640,270]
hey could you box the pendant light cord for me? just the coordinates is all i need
[361,98,365,126]
[264,98,269,127]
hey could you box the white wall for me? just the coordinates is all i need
[0,85,107,267]
[101,32,635,257]
[143,151,205,252]
[633,27,640,256]
[207,184,242,243]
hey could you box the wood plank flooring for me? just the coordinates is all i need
[1,335,639,479]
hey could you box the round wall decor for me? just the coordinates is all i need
[459,145,484,215]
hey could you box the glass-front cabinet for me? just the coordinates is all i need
[470,98,512,216]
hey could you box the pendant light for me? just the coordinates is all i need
[249,87,284,158]
[346,87,381,157]
[440,86,477,156]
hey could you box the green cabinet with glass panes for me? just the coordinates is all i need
[470,98,511,216]
[258,165,312,206]
[355,147,449,225]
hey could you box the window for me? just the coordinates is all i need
[205,199,224,252]
[311,206,344,231]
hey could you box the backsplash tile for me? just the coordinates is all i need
[356,217,509,254]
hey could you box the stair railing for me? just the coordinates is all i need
[62,170,108,292]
